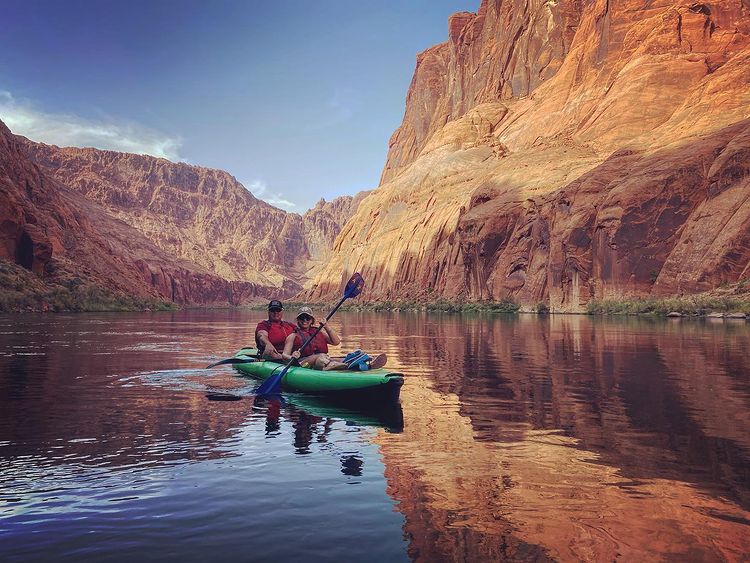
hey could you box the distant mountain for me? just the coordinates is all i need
[1,121,367,308]
[0,119,277,306]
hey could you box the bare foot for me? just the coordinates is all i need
[369,353,387,369]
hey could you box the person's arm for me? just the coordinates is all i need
[281,333,299,361]
[257,329,272,351]
[318,318,341,346]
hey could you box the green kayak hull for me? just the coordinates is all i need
[232,348,404,403]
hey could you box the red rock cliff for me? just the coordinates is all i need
[381,0,583,184]
[0,120,290,306]
[17,138,367,300]
[301,192,372,278]
[306,0,750,310]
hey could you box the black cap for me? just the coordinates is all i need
[268,300,283,311]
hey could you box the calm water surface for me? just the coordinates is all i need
[1,311,749,561]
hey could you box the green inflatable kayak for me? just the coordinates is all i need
[232,348,404,403]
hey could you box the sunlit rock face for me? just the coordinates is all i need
[305,0,750,310]
[380,0,582,185]
[0,119,283,305]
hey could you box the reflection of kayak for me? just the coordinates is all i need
[284,393,404,433]
[232,348,404,403]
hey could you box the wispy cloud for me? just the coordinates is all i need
[242,178,297,211]
[327,88,359,122]
[0,91,183,161]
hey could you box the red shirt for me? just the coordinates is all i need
[255,320,296,353]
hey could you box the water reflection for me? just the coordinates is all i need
[254,395,403,481]
[1,311,749,562]
[350,312,750,562]
[0,312,405,563]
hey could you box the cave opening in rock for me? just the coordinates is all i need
[15,231,34,271]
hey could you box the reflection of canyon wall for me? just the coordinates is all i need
[361,313,750,561]
[306,0,750,311]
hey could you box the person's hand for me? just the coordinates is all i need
[318,318,326,327]
[292,350,301,359]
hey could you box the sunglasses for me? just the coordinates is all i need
[297,315,313,322]
[269,308,282,313]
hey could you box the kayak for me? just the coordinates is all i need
[232,348,404,403]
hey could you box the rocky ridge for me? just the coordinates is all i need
[0,120,276,305]
[305,0,750,311]
[22,139,365,292]
[2,123,367,306]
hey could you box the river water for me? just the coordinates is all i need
[0,310,748,562]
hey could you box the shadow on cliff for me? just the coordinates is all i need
[455,119,750,310]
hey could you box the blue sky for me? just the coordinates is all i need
[1,1,477,211]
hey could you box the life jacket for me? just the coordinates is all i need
[255,320,296,352]
[293,327,329,356]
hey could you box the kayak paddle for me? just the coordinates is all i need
[255,272,365,397]
[206,355,257,369]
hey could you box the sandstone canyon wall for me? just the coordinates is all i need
[0,120,276,305]
[2,122,366,306]
[305,0,750,311]
[22,139,364,292]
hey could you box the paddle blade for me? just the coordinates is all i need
[344,273,365,299]
[206,392,243,401]
[206,356,255,369]
[256,364,290,396]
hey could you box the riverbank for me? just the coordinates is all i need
[0,260,176,313]
[585,290,750,318]
[317,285,750,319]
[3,256,748,318]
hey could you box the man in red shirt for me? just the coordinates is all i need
[255,300,296,360]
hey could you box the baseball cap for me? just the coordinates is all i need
[297,306,315,320]
[268,300,283,311]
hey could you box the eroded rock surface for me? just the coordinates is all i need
[21,140,364,291]
[1,120,285,305]
[306,0,750,310]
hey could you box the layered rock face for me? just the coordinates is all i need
[1,120,287,305]
[6,135,366,304]
[306,0,750,310]
[301,192,371,279]
[381,0,583,184]
[22,140,364,291]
